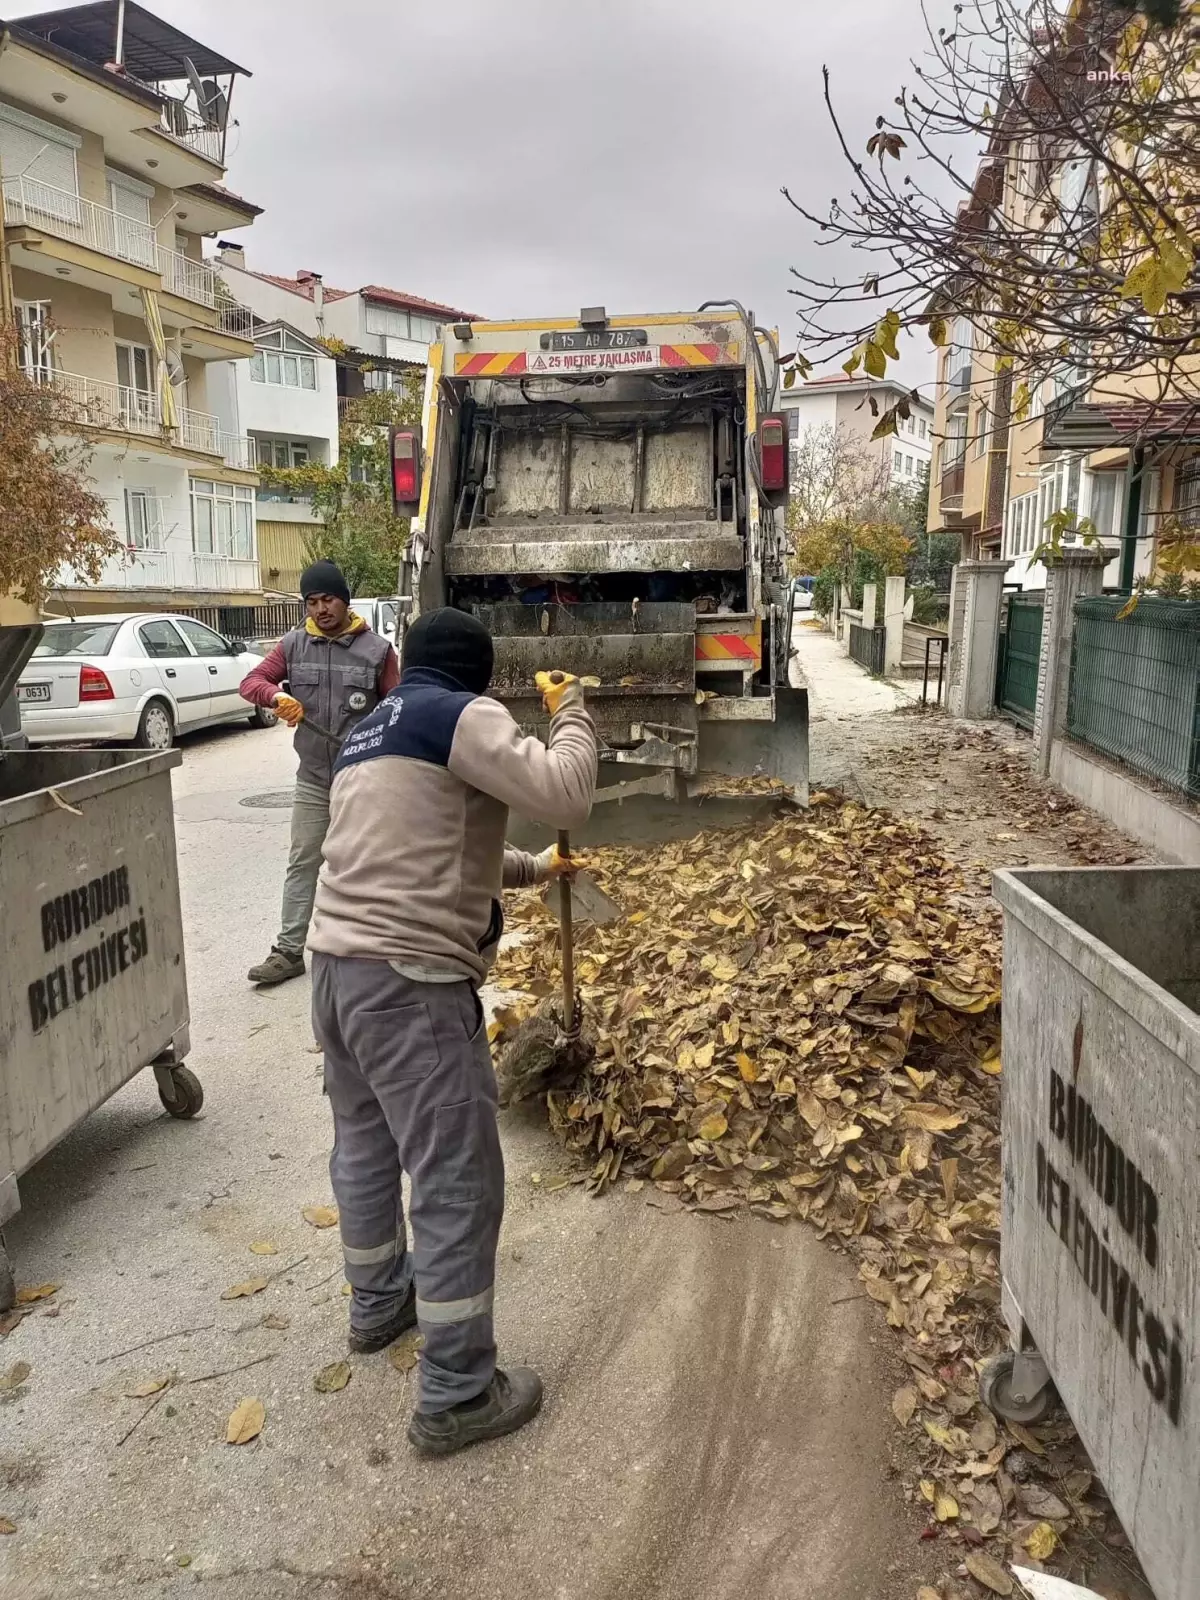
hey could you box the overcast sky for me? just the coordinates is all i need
[49,0,958,383]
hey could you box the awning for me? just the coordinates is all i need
[1042,398,1200,451]
[140,287,176,429]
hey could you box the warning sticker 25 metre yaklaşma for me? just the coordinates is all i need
[453,342,740,378]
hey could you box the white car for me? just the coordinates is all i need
[351,596,400,645]
[16,613,277,750]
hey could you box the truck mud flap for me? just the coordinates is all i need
[695,685,809,804]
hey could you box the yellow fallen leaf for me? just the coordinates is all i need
[341,1282,352,1297]
[694,1041,715,1071]
[0,1517,15,1535]
[302,1205,339,1229]
[249,1241,278,1256]
[916,1590,941,1600]
[1006,1420,1046,1455]
[901,1104,966,1134]
[14,1283,59,1305]
[313,1361,352,1393]
[735,1051,759,1083]
[0,1363,31,1393]
[934,1492,959,1522]
[927,981,997,1013]
[697,1111,728,1142]
[388,1332,424,1374]
[919,1479,937,1504]
[220,1277,269,1301]
[1025,1522,1057,1561]
[891,1385,917,1426]
[124,1378,169,1399]
[963,1553,1013,1596]
[225,1397,265,1445]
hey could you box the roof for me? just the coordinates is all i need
[237,269,476,321]
[252,319,329,356]
[13,0,248,78]
[0,13,163,107]
[785,373,933,409]
[184,182,262,219]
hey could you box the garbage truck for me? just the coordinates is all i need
[389,304,808,801]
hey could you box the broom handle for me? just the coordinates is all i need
[557,829,577,1035]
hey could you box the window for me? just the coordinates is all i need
[125,489,162,550]
[1086,472,1122,542]
[190,479,254,560]
[175,617,230,657]
[0,102,80,220]
[974,403,989,459]
[1175,460,1200,531]
[15,300,52,381]
[106,168,156,269]
[1005,489,1040,558]
[905,454,914,475]
[786,408,800,439]
[918,418,927,440]
[362,367,409,394]
[249,331,318,389]
[945,409,968,466]
[34,621,118,657]
[894,449,903,472]
[256,437,312,469]
[364,304,442,344]
[138,620,189,659]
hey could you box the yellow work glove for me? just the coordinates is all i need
[536,844,592,880]
[534,670,582,715]
[273,692,305,728]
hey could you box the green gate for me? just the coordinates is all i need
[995,592,1044,728]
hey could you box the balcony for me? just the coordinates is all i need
[77,550,259,593]
[48,370,163,436]
[939,459,966,505]
[158,101,226,166]
[162,246,219,307]
[217,302,260,339]
[177,406,255,470]
[3,176,159,272]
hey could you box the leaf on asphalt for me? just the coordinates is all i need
[313,1361,351,1393]
[892,1386,918,1426]
[963,1552,1014,1595]
[225,1397,265,1445]
[220,1277,269,1301]
[387,1333,423,1374]
[302,1205,339,1229]
[933,1492,959,1522]
[0,1362,31,1392]
[249,1241,278,1256]
[1024,1521,1058,1561]
[124,1377,169,1399]
[0,1517,16,1535]
[14,1284,59,1305]
[262,1312,290,1331]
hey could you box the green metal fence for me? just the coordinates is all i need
[995,593,1044,728]
[1068,596,1200,795]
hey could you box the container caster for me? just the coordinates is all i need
[155,1063,204,1119]
[0,1240,14,1314]
[980,1348,1055,1425]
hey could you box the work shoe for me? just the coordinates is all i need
[407,1366,544,1457]
[247,948,306,985]
[348,1283,418,1354]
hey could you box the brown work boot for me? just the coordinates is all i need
[408,1366,543,1457]
[247,948,306,986]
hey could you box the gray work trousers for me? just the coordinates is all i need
[311,952,504,1413]
[277,779,330,957]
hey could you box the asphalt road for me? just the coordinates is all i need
[1,721,936,1600]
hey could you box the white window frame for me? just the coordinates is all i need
[1082,469,1124,544]
[189,478,255,560]
[255,436,312,469]
[975,402,990,459]
[124,487,164,551]
[15,299,53,381]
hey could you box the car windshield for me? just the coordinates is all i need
[34,622,121,657]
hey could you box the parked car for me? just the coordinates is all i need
[351,596,400,644]
[16,613,278,750]
[791,576,815,612]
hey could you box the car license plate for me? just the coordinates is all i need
[18,682,51,703]
[547,328,649,351]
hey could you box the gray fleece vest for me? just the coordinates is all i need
[281,625,391,787]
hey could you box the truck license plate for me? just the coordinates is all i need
[548,329,649,351]
[18,683,51,702]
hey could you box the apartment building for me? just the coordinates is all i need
[927,116,1190,591]
[780,373,934,491]
[1,1,262,614]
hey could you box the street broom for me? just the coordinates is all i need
[495,830,618,1106]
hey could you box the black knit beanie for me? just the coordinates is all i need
[402,607,494,695]
[299,560,350,605]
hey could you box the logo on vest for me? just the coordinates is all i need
[347,690,368,711]
[387,696,404,726]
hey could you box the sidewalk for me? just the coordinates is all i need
[789,617,916,720]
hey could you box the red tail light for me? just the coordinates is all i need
[758,414,790,497]
[79,664,114,701]
[389,425,423,511]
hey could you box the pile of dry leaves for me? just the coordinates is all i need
[493,797,1132,1593]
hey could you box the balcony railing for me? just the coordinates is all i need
[158,100,225,165]
[940,459,966,502]
[162,246,218,307]
[3,175,159,271]
[177,406,255,469]
[193,554,259,590]
[49,370,162,435]
[217,302,259,339]
[75,550,259,593]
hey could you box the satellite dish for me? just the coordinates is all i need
[201,81,229,130]
[183,56,206,108]
[165,348,186,385]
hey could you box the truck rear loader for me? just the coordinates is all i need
[391,303,807,802]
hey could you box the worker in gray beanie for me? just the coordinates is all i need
[239,561,400,985]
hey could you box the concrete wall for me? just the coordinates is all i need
[1049,740,1200,864]
[11,269,115,382]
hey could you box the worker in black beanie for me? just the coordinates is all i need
[239,560,400,985]
[400,605,494,695]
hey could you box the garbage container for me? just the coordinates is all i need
[0,748,201,1310]
[990,866,1199,1600]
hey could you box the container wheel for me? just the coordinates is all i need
[159,1064,204,1119]
[979,1350,1055,1425]
[0,1240,14,1314]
